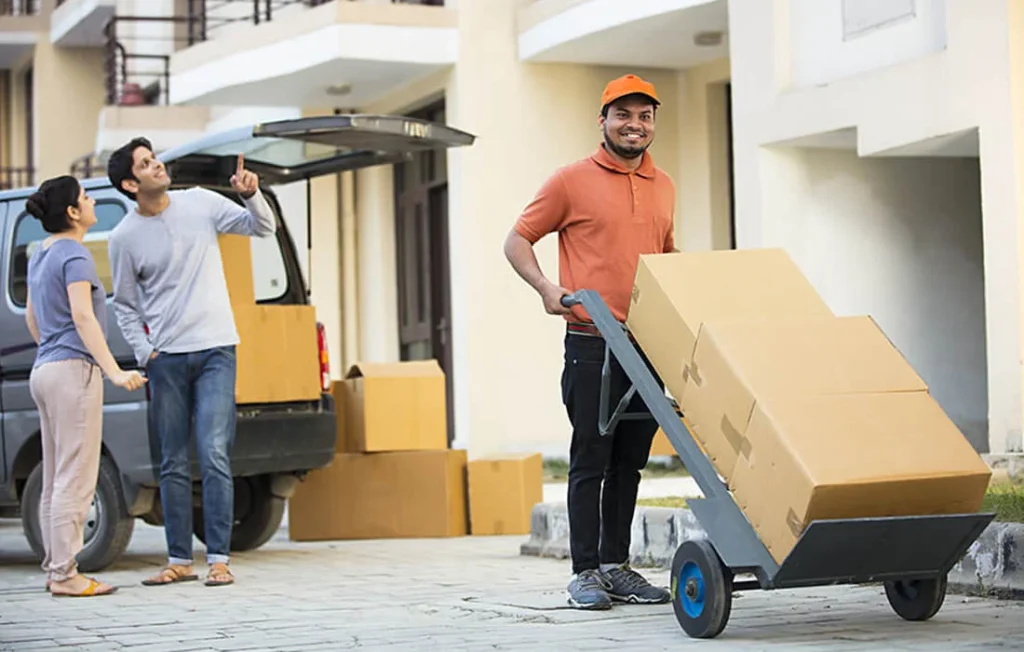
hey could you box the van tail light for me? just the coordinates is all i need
[316,321,331,393]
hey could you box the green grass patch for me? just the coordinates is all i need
[636,496,692,509]
[982,481,1024,523]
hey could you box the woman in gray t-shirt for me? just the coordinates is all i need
[23,175,146,598]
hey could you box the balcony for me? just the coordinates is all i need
[517,0,729,69]
[51,0,116,47]
[0,1,45,69]
[168,0,456,107]
[0,166,34,190]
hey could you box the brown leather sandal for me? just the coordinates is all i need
[205,562,234,587]
[141,564,199,586]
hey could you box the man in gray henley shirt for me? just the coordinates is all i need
[107,137,275,587]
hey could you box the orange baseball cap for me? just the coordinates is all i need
[600,74,660,110]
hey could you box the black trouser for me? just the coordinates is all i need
[561,332,661,575]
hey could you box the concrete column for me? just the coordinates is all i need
[355,164,400,364]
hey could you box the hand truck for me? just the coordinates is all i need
[560,290,995,640]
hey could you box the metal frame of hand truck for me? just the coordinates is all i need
[561,289,995,639]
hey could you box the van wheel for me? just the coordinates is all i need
[194,474,285,552]
[21,455,135,573]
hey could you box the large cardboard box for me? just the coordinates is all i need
[235,305,321,404]
[681,316,928,481]
[731,392,991,564]
[334,361,447,453]
[288,450,468,541]
[218,234,256,306]
[468,453,543,535]
[626,249,833,405]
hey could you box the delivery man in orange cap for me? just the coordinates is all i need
[504,74,676,610]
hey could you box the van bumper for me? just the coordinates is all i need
[230,393,337,478]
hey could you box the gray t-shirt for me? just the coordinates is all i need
[107,186,276,367]
[27,238,107,368]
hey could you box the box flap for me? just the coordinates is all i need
[344,360,444,380]
[636,249,833,339]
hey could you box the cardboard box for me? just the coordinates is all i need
[650,414,707,458]
[468,453,543,535]
[334,361,447,453]
[219,233,255,306]
[625,249,833,406]
[681,316,928,481]
[731,392,992,564]
[288,450,468,541]
[235,305,321,404]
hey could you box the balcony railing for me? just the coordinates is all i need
[70,153,102,180]
[0,0,41,16]
[0,167,34,190]
[104,0,444,106]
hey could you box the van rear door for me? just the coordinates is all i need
[158,114,476,186]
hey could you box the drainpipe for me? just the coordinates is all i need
[339,170,360,370]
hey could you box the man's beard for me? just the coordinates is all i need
[603,129,649,159]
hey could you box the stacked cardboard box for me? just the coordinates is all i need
[218,234,322,405]
[625,249,991,564]
[467,453,544,535]
[288,360,470,541]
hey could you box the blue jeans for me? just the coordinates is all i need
[147,345,236,566]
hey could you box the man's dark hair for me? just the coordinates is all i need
[107,136,154,201]
[601,93,659,118]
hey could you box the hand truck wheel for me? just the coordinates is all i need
[883,575,947,621]
[670,539,733,639]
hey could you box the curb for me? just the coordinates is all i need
[520,502,1024,599]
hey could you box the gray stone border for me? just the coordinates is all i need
[521,503,1024,599]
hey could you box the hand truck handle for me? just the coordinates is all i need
[561,293,581,308]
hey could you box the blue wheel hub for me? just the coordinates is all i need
[679,560,705,618]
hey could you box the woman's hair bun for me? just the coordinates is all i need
[25,191,48,221]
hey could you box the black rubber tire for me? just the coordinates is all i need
[670,539,733,639]
[884,576,947,621]
[21,455,135,573]
[194,475,285,552]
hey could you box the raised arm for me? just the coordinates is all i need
[108,233,154,368]
[207,154,276,237]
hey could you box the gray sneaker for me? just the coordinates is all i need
[603,564,671,604]
[566,569,613,610]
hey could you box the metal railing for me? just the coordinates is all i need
[0,167,34,190]
[70,153,103,180]
[0,0,40,16]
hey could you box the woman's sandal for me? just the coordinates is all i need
[141,564,199,586]
[50,576,117,598]
[205,563,234,587]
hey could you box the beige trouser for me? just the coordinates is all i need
[29,358,104,582]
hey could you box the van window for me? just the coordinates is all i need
[8,199,288,306]
[8,200,128,308]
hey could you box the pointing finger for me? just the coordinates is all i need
[237,154,245,174]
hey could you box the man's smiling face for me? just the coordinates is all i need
[599,94,656,160]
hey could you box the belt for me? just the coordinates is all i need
[567,321,637,343]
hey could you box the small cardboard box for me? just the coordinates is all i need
[235,305,321,404]
[681,315,928,481]
[467,453,543,535]
[219,233,255,306]
[334,361,447,453]
[731,392,991,564]
[287,449,468,541]
[625,249,833,405]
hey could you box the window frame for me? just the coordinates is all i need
[6,198,129,309]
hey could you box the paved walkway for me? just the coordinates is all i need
[1,517,1022,651]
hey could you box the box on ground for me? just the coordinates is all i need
[235,304,321,404]
[218,234,255,306]
[288,450,468,541]
[731,392,991,564]
[626,249,833,406]
[333,361,447,453]
[468,453,543,535]
[680,315,928,482]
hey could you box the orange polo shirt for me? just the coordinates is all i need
[514,145,676,323]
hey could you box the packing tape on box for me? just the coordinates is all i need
[721,415,752,459]
[786,508,805,538]
[682,361,703,387]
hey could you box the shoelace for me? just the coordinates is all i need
[608,566,649,590]
[577,570,610,590]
